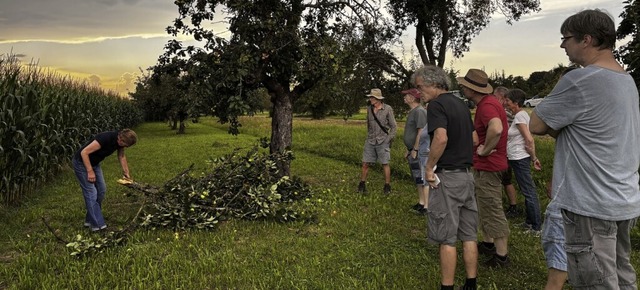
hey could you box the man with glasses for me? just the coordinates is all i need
[530,9,640,289]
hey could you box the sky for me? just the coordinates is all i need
[0,0,627,95]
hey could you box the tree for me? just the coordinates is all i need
[387,0,540,68]
[618,0,640,91]
[163,0,391,175]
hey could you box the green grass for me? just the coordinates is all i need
[1,115,638,289]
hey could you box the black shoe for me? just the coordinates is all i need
[412,203,424,211]
[485,254,510,268]
[383,183,391,195]
[477,242,496,257]
[505,205,520,218]
[418,207,428,215]
[357,181,367,193]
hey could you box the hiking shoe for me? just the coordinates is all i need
[383,183,391,195]
[477,242,496,256]
[485,254,511,268]
[357,181,367,194]
[505,205,520,218]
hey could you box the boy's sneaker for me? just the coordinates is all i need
[477,242,496,256]
[357,181,367,194]
[485,254,511,268]
[383,183,391,195]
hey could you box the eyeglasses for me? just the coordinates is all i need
[560,35,574,43]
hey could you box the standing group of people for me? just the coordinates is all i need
[358,8,640,290]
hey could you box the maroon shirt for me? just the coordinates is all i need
[473,95,508,171]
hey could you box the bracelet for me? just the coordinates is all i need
[532,158,538,162]
[412,149,419,152]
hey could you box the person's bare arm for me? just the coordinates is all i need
[425,128,447,188]
[80,141,101,183]
[477,118,502,156]
[530,110,560,138]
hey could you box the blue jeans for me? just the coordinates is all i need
[509,157,542,230]
[73,157,107,229]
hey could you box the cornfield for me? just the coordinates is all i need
[0,54,143,204]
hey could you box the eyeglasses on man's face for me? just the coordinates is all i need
[561,35,574,43]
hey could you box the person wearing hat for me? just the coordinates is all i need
[415,65,477,290]
[358,88,397,195]
[458,68,511,268]
[401,88,429,214]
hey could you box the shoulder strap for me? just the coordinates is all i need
[370,105,389,134]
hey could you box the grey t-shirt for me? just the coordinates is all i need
[534,65,640,221]
[403,106,428,149]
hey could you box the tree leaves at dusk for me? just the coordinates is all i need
[387,0,541,67]
[618,0,640,90]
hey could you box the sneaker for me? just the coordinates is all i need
[357,181,367,194]
[505,205,520,218]
[383,183,391,195]
[91,225,107,232]
[83,222,92,228]
[477,242,496,256]
[485,254,511,268]
[411,203,424,211]
[417,207,428,215]
[524,228,541,237]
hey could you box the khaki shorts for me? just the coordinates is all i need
[427,171,477,246]
[362,141,391,164]
[474,170,510,239]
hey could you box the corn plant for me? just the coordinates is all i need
[0,53,143,204]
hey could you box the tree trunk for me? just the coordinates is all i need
[270,89,293,177]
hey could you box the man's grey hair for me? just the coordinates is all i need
[494,86,509,96]
[411,65,451,91]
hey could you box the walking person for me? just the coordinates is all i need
[415,65,478,290]
[358,88,397,194]
[530,9,640,289]
[504,89,542,235]
[401,88,429,213]
[73,129,137,231]
[459,69,511,268]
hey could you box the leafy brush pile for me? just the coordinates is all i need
[57,142,318,257]
[140,144,317,230]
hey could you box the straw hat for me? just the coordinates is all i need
[456,69,493,94]
[366,88,384,100]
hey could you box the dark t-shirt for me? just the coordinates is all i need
[74,131,121,166]
[427,93,474,169]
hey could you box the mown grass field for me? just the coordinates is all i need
[1,113,638,289]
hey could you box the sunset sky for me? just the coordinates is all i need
[0,0,626,95]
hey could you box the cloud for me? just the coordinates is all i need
[0,0,177,41]
[87,74,102,87]
[115,72,137,93]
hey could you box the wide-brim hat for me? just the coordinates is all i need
[401,88,421,100]
[456,69,493,94]
[366,88,384,100]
